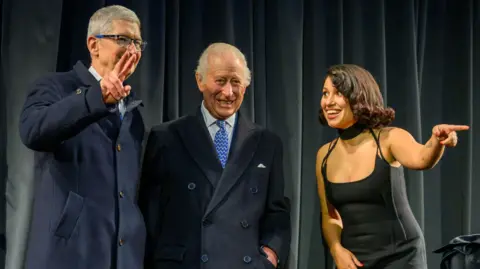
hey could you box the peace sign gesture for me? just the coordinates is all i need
[100,50,138,104]
[432,124,470,147]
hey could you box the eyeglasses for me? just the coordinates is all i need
[95,34,147,51]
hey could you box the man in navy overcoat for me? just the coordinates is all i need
[139,43,292,269]
[18,5,147,269]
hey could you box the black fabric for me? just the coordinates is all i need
[433,234,480,269]
[322,131,427,268]
[337,123,367,140]
[1,1,479,269]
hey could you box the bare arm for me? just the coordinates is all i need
[316,144,343,252]
[388,124,469,170]
[316,143,364,268]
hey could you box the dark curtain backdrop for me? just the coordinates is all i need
[1,0,479,269]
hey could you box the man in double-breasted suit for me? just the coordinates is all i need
[138,42,291,269]
[18,5,148,269]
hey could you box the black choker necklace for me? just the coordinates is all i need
[338,123,366,140]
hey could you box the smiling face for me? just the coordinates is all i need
[321,76,356,129]
[196,51,247,120]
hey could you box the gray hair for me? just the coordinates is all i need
[195,43,251,86]
[87,5,140,40]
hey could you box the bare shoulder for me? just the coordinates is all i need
[378,126,414,144]
[316,140,335,162]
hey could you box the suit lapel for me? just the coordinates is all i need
[176,110,223,187]
[204,113,259,217]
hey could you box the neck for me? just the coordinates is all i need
[337,122,367,141]
[90,60,109,78]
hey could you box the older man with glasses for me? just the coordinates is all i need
[18,5,148,269]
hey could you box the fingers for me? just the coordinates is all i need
[113,50,131,75]
[124,85,132,96]
[436,124,470,135]
[440,132,458,147]
[101,73,130,103]
[351,253,363,267]
[445,125,470,132]
[107,74,125,96]
[101,79,120,101]
[118,53,138,81]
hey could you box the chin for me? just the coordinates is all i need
[215,109,236,119]
[327,122,342,129]
[324,116,343,129]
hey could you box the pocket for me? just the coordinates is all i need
[54,191,85,239]
[154,245,186,262]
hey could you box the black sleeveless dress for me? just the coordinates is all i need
[322,129,427,269]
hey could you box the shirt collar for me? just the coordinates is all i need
[201,101,236,128]
[88,66,102,81]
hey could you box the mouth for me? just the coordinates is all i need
[325,109,341,120]
[216,100,234,107]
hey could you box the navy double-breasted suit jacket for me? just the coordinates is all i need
[19,61,146,269]
[138,109,292,269]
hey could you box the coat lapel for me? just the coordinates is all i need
[176,110,223,187]
[203,113,259,217]
[72,61,144,140]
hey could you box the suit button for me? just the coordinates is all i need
[75,88,82,94]
[188,182,196,190]
[201,254,209,263]
[116,144,122,151]
[202,218,212,227]
[250,187,258,194]
[119,239,124,246]
[119,191,124,198]
[243,256,252,263]
[240,220,249,228]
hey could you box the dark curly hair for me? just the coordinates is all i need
[318,64,395,129]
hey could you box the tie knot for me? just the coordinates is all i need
[216,120,226,129]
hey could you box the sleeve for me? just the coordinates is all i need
[260,134,292,268]
[18,76,116,151]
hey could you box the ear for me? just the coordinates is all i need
[195,72,205,92]
[240,86,247,95]
[87,36,99,56]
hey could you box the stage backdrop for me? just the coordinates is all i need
[1,0,479,268]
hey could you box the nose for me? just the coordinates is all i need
[326,94,336,105]
[222,82,233,97]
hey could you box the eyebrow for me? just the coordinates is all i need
[117,33,142,40]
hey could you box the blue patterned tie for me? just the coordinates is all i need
[118,100,125,121]
[214,120,229,168]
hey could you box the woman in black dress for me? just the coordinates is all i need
[316,64,469,269]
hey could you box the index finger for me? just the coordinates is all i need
[445,125,470,132]
[113,51,130,75]
[118,53,137,81]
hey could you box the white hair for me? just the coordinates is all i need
[195,42,251,86]
[87,5,140,40]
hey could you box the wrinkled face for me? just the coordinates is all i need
[89,20,142,77]
[196,53,247,120]
[321,76,356,129]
